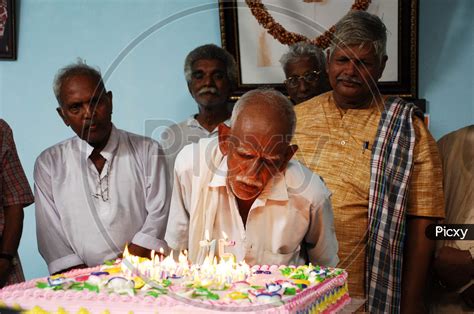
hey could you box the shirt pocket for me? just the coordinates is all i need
[342,144,372,200]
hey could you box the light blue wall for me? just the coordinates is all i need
[0,0,472,280]
[0,0,221,279]
[419,0,474,139]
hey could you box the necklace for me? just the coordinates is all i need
[92,155,114,202]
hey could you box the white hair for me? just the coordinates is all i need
[53,58,104,105]
[279,41,326,73]
[329,10,387,62]
[231,88,296,141]
[184,44,238,88]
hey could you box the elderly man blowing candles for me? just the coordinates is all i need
[165,88,338,268]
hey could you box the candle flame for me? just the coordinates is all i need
[222,231,228,240]
[123,244,130,258]
[205,229,210,241]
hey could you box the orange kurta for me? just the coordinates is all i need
[293,91,445,298]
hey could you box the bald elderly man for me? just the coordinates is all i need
[165,89,338,267]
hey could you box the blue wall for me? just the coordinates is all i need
[419,0,474,139]
[0,0,472,280]
[0,0,222,279]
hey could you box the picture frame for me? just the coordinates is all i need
[219,0,419,99]
[0,0,17,60]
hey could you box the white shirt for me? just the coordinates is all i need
[34,126,170,274]
[159,115,225,182]
[165,139,339,267]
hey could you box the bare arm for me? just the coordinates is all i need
[433,246,474,290]
[401,216,437,314]
[0,204,24,287]
[1,204,23,257]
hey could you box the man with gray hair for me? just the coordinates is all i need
[293,11,444,312]
[160,44,237,180]
[165,88,338,267]
[34,60,170,274]
[280,42,330,105]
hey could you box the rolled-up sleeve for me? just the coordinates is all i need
[1,121,34,207]
[34,153,83,274]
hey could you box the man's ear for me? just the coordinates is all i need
[279,144,298,172]
[325,50,331,74]
[378,55,388,80]
[218,123,231,156]
[56,107,70,127]
[106,91,113,114]
[187,82,193,96]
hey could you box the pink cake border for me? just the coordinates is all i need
[0,264,349,313]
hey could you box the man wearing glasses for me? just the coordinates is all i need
[280,42,330,105]
[34,60,170,275]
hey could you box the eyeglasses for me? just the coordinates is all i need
[284,70,321,89]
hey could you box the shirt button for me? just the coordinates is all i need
[341,140,346,145]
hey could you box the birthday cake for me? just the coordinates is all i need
[0,251,350,313]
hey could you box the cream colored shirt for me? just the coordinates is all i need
[165,138,339,267]
[159,116,227,183]
[430,125,474,314]
[294,91,445,298]
[437,125,474,252]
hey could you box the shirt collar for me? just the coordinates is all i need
[328,91,382,115]
[186,115,229,134]
[83,124,119,161]
[208,156,289,204]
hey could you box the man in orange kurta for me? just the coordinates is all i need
[293,11,444,313]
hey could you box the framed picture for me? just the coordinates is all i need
[219,0,418,99]
[0,0,16,60]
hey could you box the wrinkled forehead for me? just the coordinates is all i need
[192,58,226,71]
[230,126,290,156]
[332,42,377,58]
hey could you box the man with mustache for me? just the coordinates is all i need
[34,61,170,275]
[165,88,338,268]
[160,44,236,181]
[293,11,444,313]
[280,42,330,105]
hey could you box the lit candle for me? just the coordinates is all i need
[218,231,236,261]
[199,229,217,260]
[159,247,164,262]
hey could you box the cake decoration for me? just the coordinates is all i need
[0,242,350,313]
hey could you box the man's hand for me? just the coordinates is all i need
[0,258,11,288]
[128,243,152,259]
[461,283,474,308]
[127,243,166,261]
[434,246,474,291]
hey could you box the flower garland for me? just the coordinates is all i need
[245,0,371,49]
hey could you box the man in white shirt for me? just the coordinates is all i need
[160,44,236,180]
[165,88,338,267]
[34,61,170,275]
